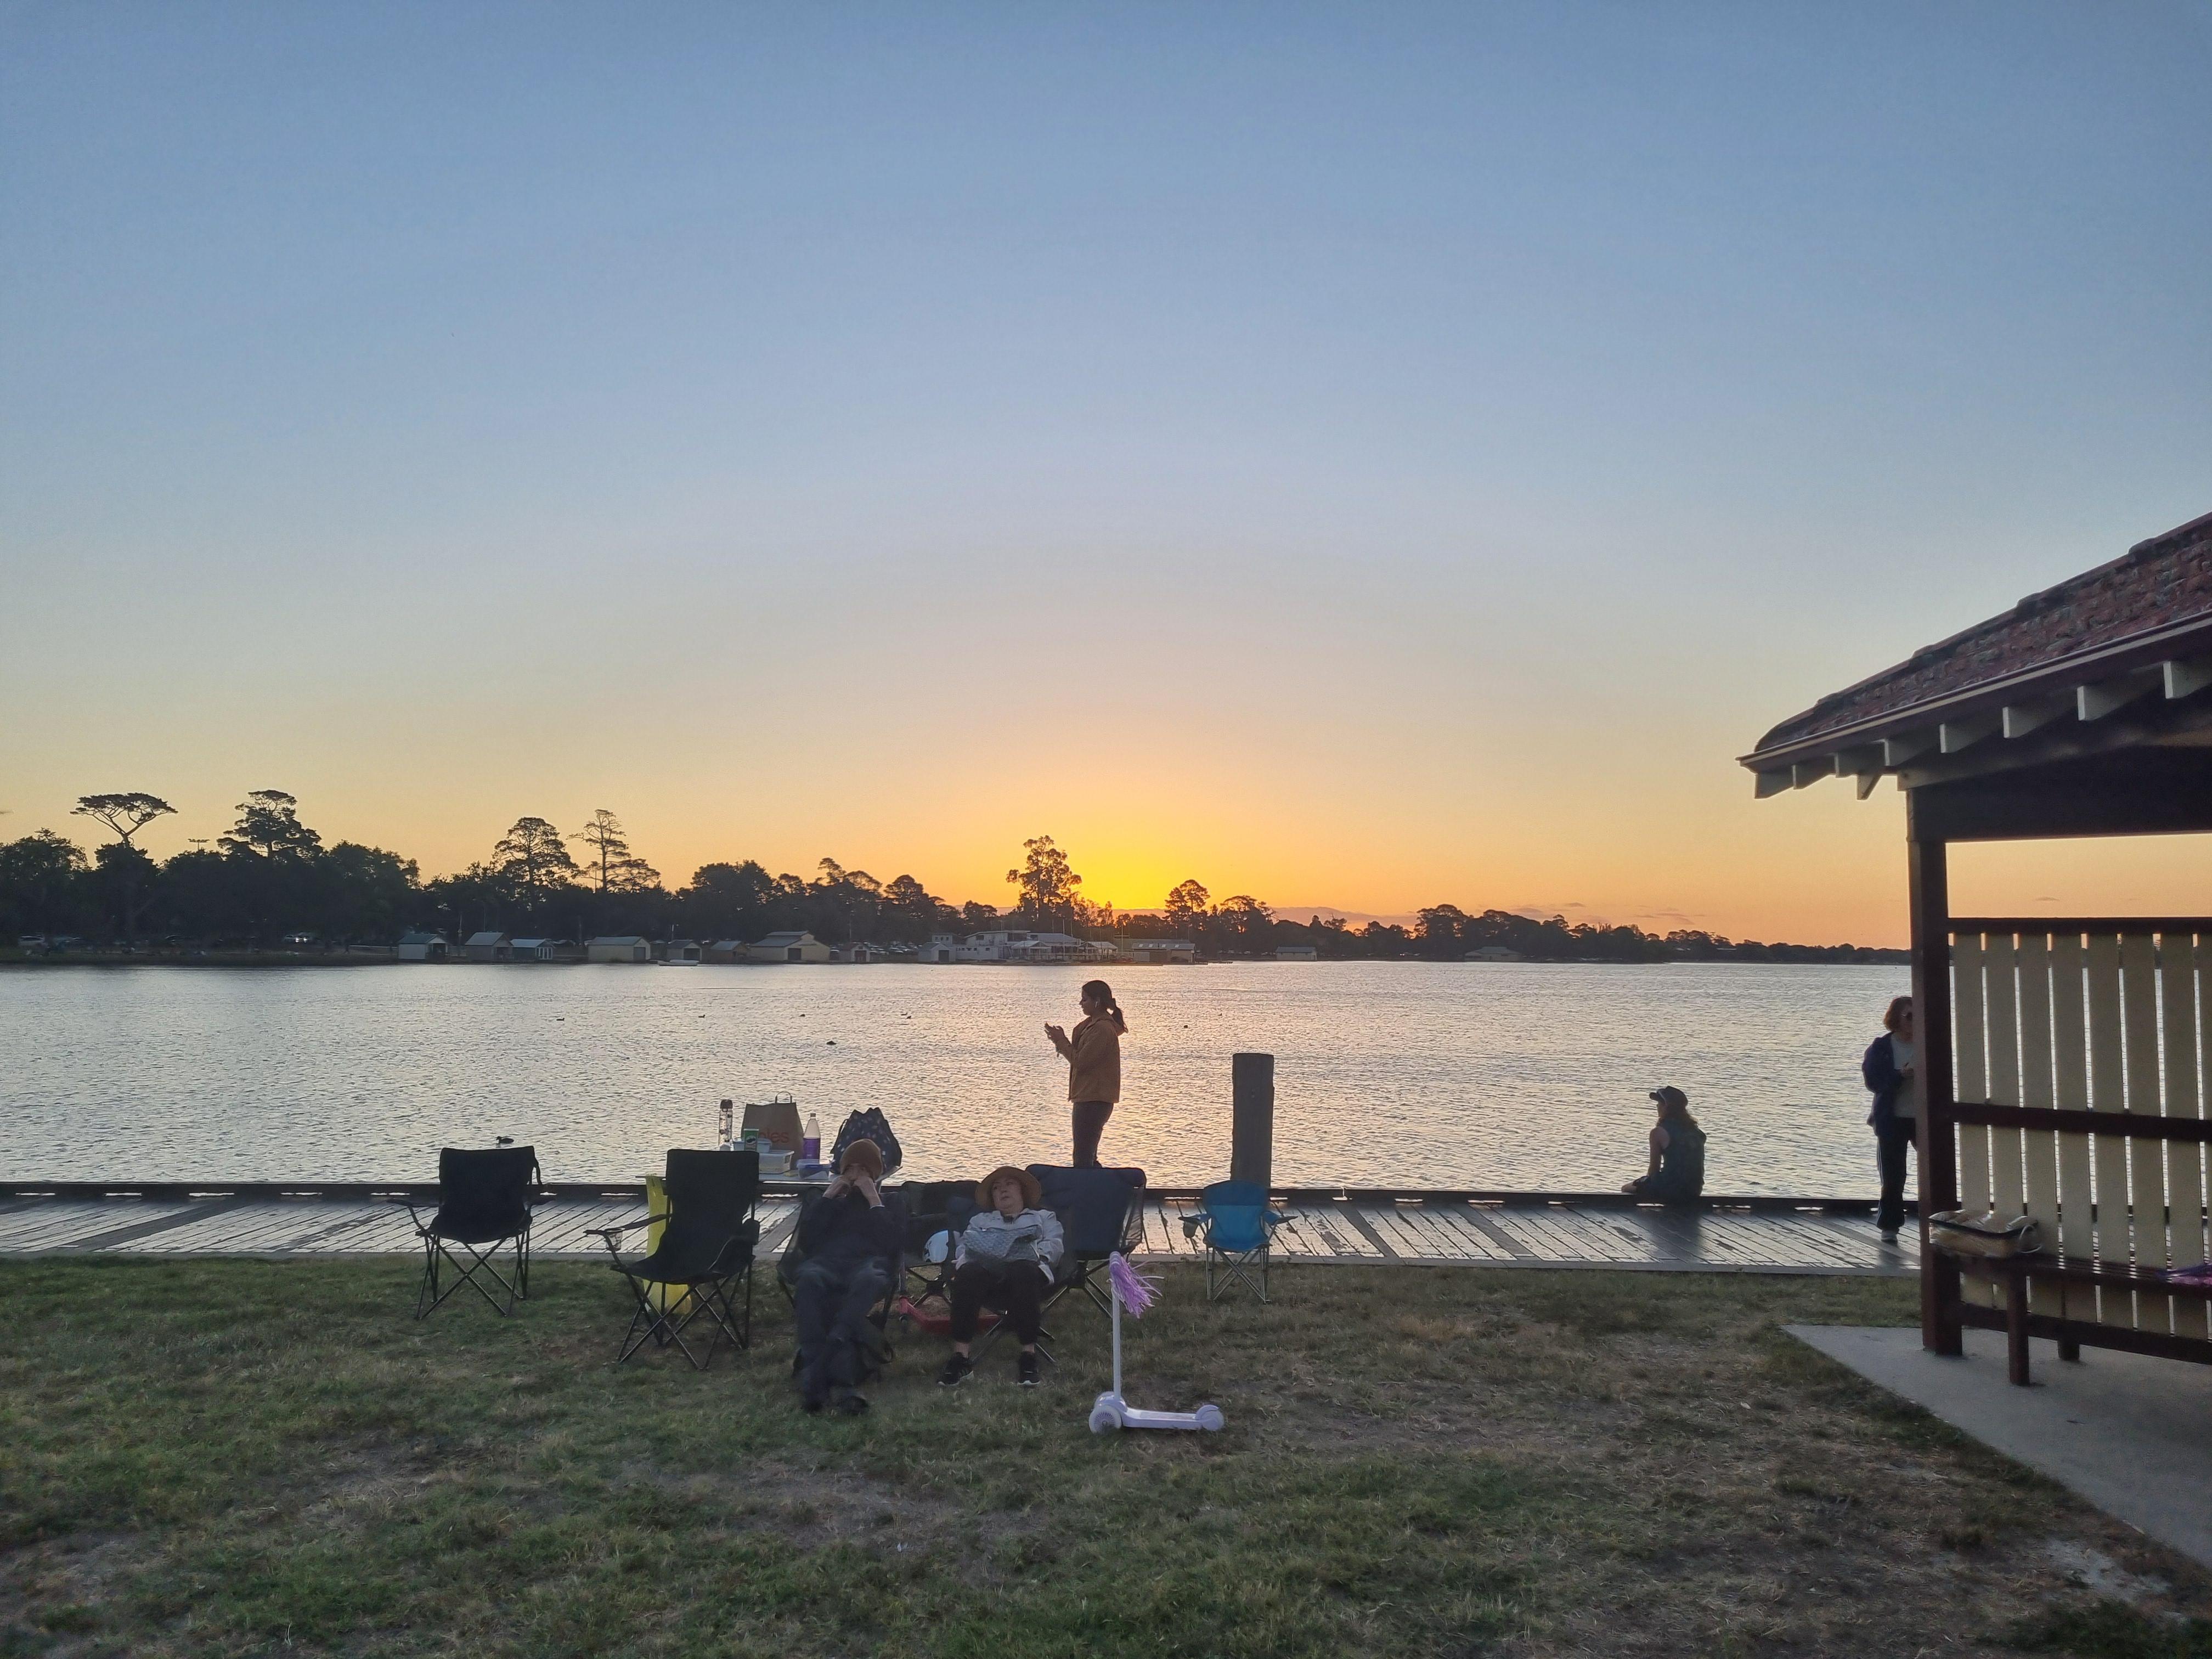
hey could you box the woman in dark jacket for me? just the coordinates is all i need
[1862,995,1917,1243]
[1622,1086,1706,1203]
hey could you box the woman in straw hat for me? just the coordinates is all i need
[938,1166,1064,1389]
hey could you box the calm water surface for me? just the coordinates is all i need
[0,962,1908,1194]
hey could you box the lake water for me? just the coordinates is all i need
[0,961,1909,1195]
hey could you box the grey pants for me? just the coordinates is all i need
[792,1257,892,1396]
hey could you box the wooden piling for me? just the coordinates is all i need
[1232,1052,1275,1189]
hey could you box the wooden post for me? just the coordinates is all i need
[1232,1053,1275,1190]
[1908,800,1963,1355]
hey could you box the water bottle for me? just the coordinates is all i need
[802,1111,821,1166]
[718,1099,734,1149]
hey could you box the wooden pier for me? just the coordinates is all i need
[0,1183,1916,1276]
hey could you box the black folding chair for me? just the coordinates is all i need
[895,1179,978,1313]
[395,1146,541,1318]
[591,1148,760,1369]
[971,1164,1147,1366]
[777,1188,906,1378]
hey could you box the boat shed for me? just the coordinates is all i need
[463,931,512,963]
[585,935,652,964]
[749,931,830,963]
[1742,509,2212,1380]
[394,930,448,963]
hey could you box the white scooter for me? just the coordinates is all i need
[1087,1250,1224,1435]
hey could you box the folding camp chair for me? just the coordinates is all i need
[395,1146,541,1318]
[777,1187,907,1391]
[1180,1179,1288,1301]
[591,1148,760,1369]
[970,1165,1147,1367]
[895,1179,978,1314]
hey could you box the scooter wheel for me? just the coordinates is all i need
[1194,1403,1224,1432]
[1088,1402,1124,1435]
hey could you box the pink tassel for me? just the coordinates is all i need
[1108,1250,1159,1317]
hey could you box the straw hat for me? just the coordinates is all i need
[976,1165,1042,1210]
[839,1138,884,1178]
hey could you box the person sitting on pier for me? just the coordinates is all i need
[937,1166,1064,1389]
[1622,1085,1706,1203]
[791,1138,906,1415]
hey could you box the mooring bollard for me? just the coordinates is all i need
[1231,1052,1275,1189]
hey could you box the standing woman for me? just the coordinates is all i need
[1861,995,1918,1244]
[1046,979,1125,1168]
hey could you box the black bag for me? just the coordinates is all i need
[830,1108,902,1177]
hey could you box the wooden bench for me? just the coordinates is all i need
[1954,1251,2212,1385]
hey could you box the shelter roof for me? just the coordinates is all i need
[1742,511,2212,799]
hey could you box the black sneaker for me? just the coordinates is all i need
[833,1391,870,1416]
[1018,1351,1041,1387]
[938,1353,974,1388]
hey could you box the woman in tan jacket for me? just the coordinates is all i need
[1045,979,1125,1167]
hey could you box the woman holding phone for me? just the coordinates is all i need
[1046,979,1125,1167]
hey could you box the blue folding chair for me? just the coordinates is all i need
[1180,1180,1286,1302]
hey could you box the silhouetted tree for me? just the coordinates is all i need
[1164,879,1210,939]
[72,793,176,941]
[1006,834,1082,932]
[574,809,658,894]
[221,791,321,860]
[492,816,580,905]
[0,832,90,936]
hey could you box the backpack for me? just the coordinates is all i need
[830,1108,903,1178]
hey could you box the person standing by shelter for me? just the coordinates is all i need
[1861,995,1918,1244]
[1046,979,1125,1167]
[1622,1086,1706,1203]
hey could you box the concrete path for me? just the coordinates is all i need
[1788,1324,2212,1570]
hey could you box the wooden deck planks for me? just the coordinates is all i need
[0,1201,207,1252]
[0,1194,1918,1276]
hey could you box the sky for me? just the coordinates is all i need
[4,3,2210,945]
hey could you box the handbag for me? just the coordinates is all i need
[830,1108,903,1178]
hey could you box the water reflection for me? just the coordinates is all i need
[0,961,1906,1194]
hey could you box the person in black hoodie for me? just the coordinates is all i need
[791,1138,905,1415]
[1861,995,1918,1244]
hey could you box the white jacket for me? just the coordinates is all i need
[957,1207,1064,1279]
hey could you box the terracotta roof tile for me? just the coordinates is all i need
[1752,510,2212,755]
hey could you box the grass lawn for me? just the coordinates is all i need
[4,1258,2210,1658]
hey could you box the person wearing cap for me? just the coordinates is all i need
[937,1166,1064,1389]
[1623,1086,1706,1203]
[791,1138,907,1415]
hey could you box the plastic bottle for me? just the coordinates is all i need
[802,1111,821,1166]
[718,1099,734,1149]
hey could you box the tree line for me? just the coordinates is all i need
[0,794,1903,962]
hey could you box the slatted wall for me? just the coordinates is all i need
[1949,921,2211,1336]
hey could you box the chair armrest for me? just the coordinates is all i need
[585,1213,668,1240]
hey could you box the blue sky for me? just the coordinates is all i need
[4,3,2209,939]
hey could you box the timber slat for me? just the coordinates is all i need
[0,1194,1920,1276]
